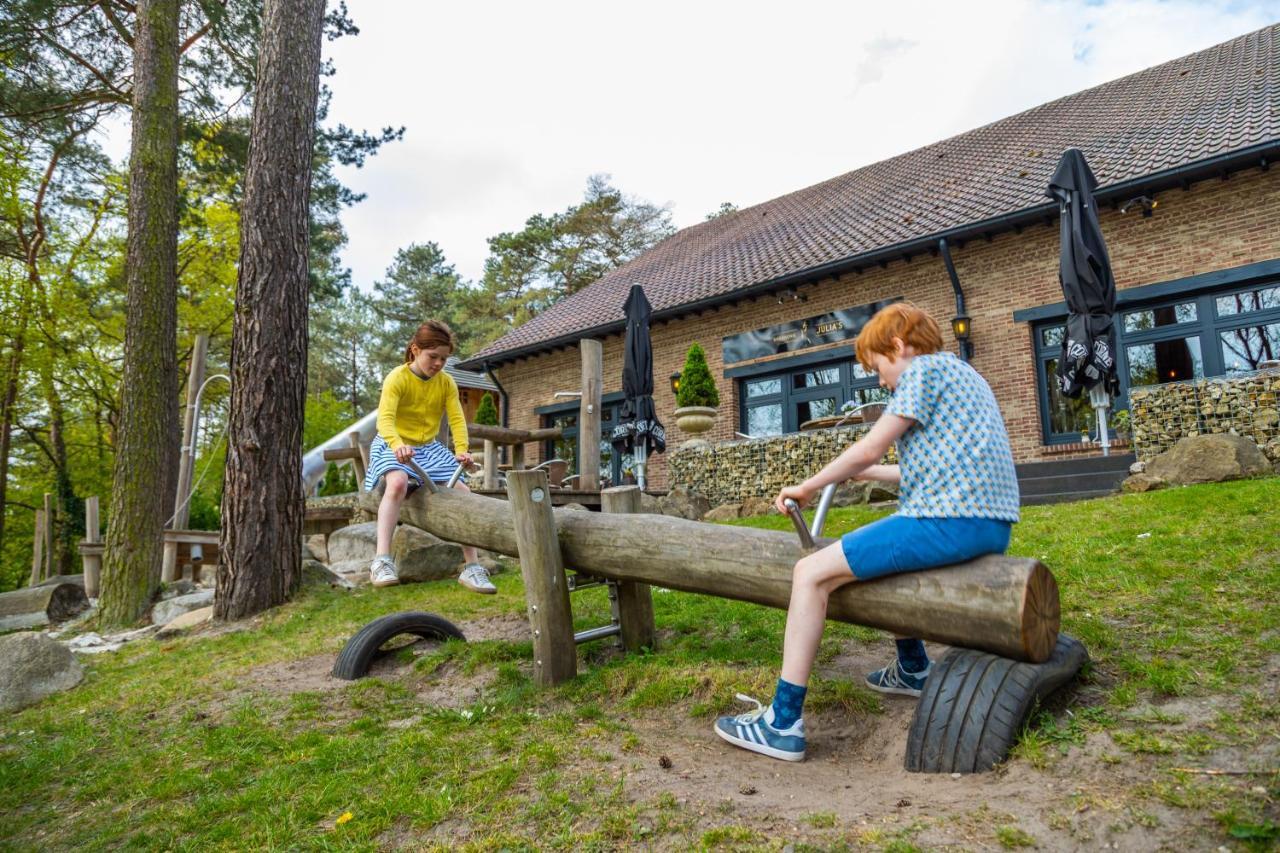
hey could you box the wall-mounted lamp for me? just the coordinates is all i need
[951,313,973,361]
[1119,195,1157,218]
[670,371,682,396]
[776,287,807,304]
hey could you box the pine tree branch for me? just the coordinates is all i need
[97,0,135,45]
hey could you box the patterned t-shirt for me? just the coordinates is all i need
[884,352,1020,521]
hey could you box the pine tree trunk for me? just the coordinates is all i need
[99,0,180,627]
[0,304,28,572]
[215,0,325,621]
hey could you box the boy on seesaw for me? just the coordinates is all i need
[715,302,1020,761]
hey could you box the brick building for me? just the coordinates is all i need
[460,26,1280,490]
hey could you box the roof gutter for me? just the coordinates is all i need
[460,140,1280,370]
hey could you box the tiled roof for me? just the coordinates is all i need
[444,357,498,391]
[465,25,1279,366]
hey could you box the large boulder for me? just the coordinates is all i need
[0,633,84,712]
[326,522,379,564]
[328,559,372,586]
[655,485,712,521]
[1146,434,1271,485]
[151,589,215,627]
[704,503,743,522]
[303,559,353,589]
[1122,473,1168,493]
[155,606,213,638]
[866,482,900,504]
[740,495,778,517]
[830,481,868,507]
[392,526,463,583]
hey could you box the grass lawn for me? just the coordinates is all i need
[1,478,1277,851]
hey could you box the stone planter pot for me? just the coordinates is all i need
[674,406,717,436]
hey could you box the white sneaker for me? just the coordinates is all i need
[369,555,400,588]
[458,563,496,594]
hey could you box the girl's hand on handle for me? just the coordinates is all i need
[775,484,813,515]
[394,444,414,463]
[454,451,473,469]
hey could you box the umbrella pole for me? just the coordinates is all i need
[635,446,647,492]
[1089,385,1111,457]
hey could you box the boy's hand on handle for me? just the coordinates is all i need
[394,444,415,463]
[775,484,813,515]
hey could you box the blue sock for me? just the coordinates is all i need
[896,639,929,673]
[770,678,807,729]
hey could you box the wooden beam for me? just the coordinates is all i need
[380,488,1060,663]
[579,339,602,492]
[483,438,498,490]
[507,470,576,685]
[29,509,45,587]
[602,486,655,652]
[42,493,53,580]
[467,423,563,445]
[0,582,89,633]
[83,497,101,598]
[347,432,367,488]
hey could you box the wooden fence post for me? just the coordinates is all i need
[482,439,497,490]
[347,431,367,489]
[506,469,576,686]
[29,509,45,587]
[42,493,53,580]
[601,486,656,652]
[579,339,602,491]
[83,497,101,598]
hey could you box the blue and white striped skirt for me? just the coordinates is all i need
[364,436,460,491]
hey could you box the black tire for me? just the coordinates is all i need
[332,611,466,681]
[904,634,1088,774]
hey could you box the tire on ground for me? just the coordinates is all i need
[332,611,466,680]
[904,634,1088,773]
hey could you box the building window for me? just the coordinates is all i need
[738,356,887,437]
[540,398,630,488]
[1032,274,1280,444]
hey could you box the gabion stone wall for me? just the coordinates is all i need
[668,425,897,506]
[1130,367,1280,464]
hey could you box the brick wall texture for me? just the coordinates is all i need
[490,167,1280,490]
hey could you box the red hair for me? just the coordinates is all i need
[404,320,456,363]
[854,302,944,371]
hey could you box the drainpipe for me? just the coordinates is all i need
[938,237,972,362]
[483,360,510,464]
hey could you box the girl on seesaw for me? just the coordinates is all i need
[365,320,495,594]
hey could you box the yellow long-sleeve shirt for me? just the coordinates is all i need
[376,364,469,454]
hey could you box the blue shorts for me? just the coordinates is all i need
[840,515,1013,581]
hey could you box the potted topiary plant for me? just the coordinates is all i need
[674,343,720,443]
[472,392,499,465]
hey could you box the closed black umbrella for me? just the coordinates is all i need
[611,284,665,489]
[1047,148,1120,451]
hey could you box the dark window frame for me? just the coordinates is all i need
[737,355,888,438]
[1030,269,1280,444]
[538,392,628,486]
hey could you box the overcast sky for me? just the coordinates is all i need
[108,2,1280,289]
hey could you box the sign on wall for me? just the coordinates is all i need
[721,298,901,365]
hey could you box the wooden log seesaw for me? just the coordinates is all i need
[333,467,1088,773]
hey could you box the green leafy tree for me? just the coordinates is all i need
[705,202,738,220]
[475,391,499,426]
[676,343,719,408]
[475,175,674,343]
[369,241,477,368]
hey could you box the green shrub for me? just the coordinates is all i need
[475,392,499,426]
[676,343,719,408]
[318,461,357,496]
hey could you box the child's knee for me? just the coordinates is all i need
[792,554,823,588]
[384,472,409,499]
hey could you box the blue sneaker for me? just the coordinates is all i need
[713,694,806,761]
[865,659,931,697]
